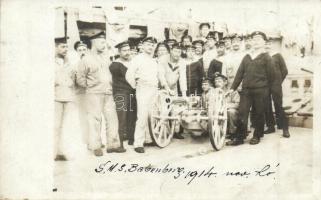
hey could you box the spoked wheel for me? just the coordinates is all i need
[148,92,177,148]
[208,89,228,151]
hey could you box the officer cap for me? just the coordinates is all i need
[214,73,228,81]
[74,40,88,50]
[215,40,225,47]
[250,31,267,41]
[192,40,205,46]
[55,36,69,44]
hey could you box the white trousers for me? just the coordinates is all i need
[54,101,74,156]
[134,86,157,148]
[86,93,121,150]
[76,93,89,146]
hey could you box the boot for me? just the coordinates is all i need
[94,148,103,157]
[134,147,145,153]
[249,136,260,145]
[107,147,126,153]
[226,138,244,146]
[264,126,275,134]
[128,140,134,145]
[54,154,67,161]
[173,132,184,139]
[283,130,290,138]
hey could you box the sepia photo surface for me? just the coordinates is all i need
[0,0,321,199]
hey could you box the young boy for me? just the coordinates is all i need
[213,74,240,140]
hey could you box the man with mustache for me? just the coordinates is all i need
[227,31,273,146]
[225,34,245,89]
[202,33,217,76]
[208,40,226,84]
[54,36,75,161]
[74,40,89,59]
[77,31,125,156]
[74,39,90,148]
[126,36,171,153]
[185,45,204,97]
[264,35,290,138]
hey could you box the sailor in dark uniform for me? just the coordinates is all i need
[109,41,137,146]
[264,35,290,138]
[185,45,204,96]
[181,35,193,58]
[208,40,226,84]
[192,40,205,61]
[227,31,273,146]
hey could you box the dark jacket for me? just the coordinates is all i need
[208,59,222,82]
[231,52,273,90]
[271,53,288,86]
[186,60,204,96]
[109,61,135,93]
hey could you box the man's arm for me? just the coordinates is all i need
[157,63,171,92]
[76,58,89,88]
[178,61,187,96]
[265,54,273,87]
[278,54,288,82]
[125,58,138,89]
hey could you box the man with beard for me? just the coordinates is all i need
[109,41,137,147]
[185,45,204,96]
[208,40,226,84]
[74,40,89,59]
[264,35,290,138]
[74,39,90,149]
[77,31,125,156]
[227,31,273,146]
[202,34,217,76]
[126,37,171,153]
[54,36,75,161]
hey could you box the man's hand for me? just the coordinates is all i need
[225,89,234,97]
[168,89,176,96]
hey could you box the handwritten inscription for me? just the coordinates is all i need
[95,161,280,185]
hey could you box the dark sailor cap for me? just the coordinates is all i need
[115,41,130,49]
[55,36,69,44]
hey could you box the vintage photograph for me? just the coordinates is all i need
[2,0,319,199]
